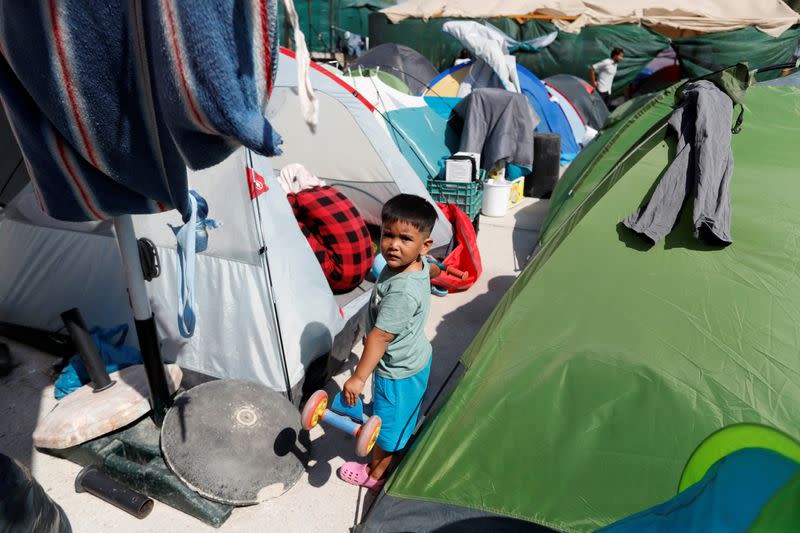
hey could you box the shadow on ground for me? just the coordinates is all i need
[511,200,550,271]
[303,352,362,489]
[423,274,516,417]
[0,339,56,468]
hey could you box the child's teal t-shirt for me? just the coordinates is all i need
[367,260,432,379]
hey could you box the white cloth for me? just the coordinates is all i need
[282,0,318,131]
[592,58,617,94]
[278,163,326,194]
[443,21,520,93]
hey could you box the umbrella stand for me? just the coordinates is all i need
[35,215,234,526]
[113,214,172,426]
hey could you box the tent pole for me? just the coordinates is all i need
[113,215,171,426]
[307,0,312,53]
[245,151,294,403]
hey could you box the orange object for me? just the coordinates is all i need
[431,204,483,293]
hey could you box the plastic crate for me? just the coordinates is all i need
[426,179,484,221]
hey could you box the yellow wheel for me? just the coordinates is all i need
[356,416,382,457]
[301,390,328,430]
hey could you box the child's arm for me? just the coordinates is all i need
[342,327,395,406]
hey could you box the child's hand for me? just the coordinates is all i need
[342,375,366,406]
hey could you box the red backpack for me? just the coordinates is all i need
[431,204,482,292]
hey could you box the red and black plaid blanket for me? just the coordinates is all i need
[288,186,373,293]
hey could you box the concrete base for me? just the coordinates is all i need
[161,380,305,506]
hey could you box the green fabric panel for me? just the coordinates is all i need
[517,22,670,95]
[677,63,752,105]
[339,0,392,37]
[279,0,390,52]
[388,85,800,532]
[746,471,800,533]
[348,68,411,93]
[278,0,334,52]
[673,26,800,79]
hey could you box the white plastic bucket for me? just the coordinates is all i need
[481,179,512,217]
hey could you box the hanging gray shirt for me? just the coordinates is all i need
[624,80,734,245]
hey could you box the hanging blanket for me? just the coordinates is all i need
[0,0,315,337]
[0,0,285,222]
[453,88,536,171]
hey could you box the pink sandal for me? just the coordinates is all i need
[338,461,385,491]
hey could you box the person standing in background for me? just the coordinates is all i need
[590,47,624,107]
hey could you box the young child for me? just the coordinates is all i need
[338,194,436,491]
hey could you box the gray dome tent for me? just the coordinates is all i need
[543,74,609,131]
[350,43,439,95]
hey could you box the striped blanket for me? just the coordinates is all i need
[0,0,284,222]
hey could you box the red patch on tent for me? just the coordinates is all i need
[338,306,345,319]
[431,204,482,292]
[247,167,268,199]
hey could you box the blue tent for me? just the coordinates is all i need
[425,61,579,164]
[517,65,579,164]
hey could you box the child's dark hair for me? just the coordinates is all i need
[611,47,624,57]
[381,194,437,236]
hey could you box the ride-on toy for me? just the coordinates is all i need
[301,390,381,457]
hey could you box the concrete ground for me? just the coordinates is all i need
[0,197,549,533]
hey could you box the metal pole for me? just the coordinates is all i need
[113,215,171,425]
[245,151,294,403]
[61,308,114,392]
[307,0,313,53]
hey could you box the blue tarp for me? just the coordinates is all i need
[599,448,800,533]
[423,96,462,120]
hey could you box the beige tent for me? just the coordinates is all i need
[381,0,800,37]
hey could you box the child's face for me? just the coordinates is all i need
[380,220,433,272]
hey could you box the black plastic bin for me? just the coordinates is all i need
[525,133,561,198]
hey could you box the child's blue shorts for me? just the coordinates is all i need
[372,356,432,453]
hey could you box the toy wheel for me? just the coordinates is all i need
[355,415,381,457]
[301,390,328,430]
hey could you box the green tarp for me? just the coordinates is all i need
[673,26,800,78]
[369,14,800,95]
[280,0,391,53]
[517,21,669,94]
[385,73,800,531]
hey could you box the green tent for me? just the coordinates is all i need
[359,67,800,532]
